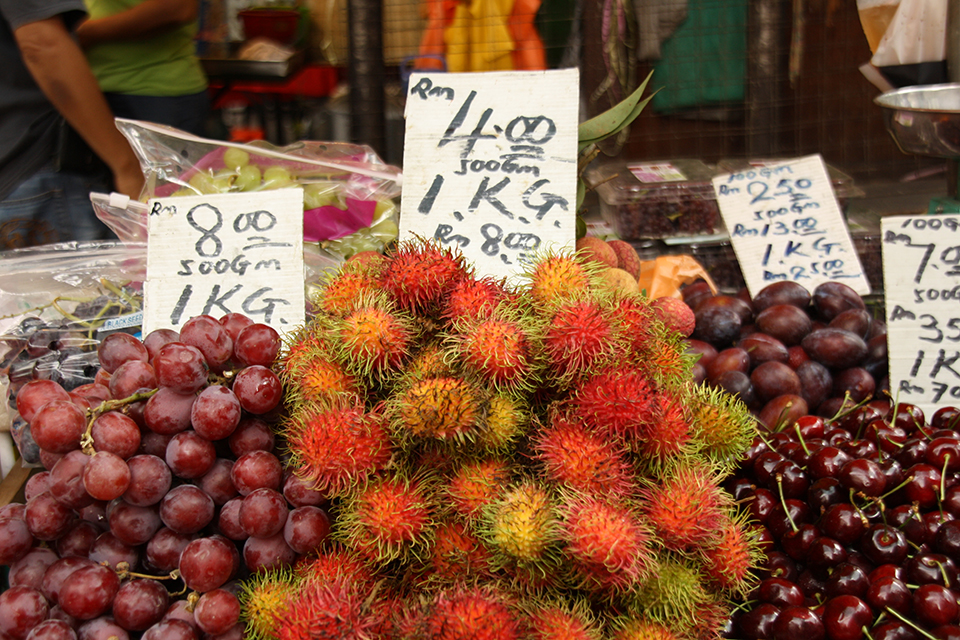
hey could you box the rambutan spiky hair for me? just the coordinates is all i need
[638,463,730,552]
[410,584,526,640]
[379,236,472,315]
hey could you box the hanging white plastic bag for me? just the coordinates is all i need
[870,0,948,87]
[106,119,403,258]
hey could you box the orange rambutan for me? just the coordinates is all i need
[634,391,691,466]
[315,268,381,317]
[609,618,681,640]
[273,577,376,640]
[451,313,538,390]
[283,400,393,496]
[613,297,660,357]
[533,412,635,498]
[699,510,763,596]
[639,464,729,552]
[524,254,592,308]
[290,355,361,405]
[446,457,514,519]
[541,299,622,385]
[559,492,655,593]
[525,599,602,640]
[412,585,525,640]
[336,473,434,565]
[428,518,493,580]
[391,376,480,441]
[380,238,471,314]
[336,301,416,378]
[293,545,376,588]
[407,341,455,378]
[570,366,658,441]
[443,276,510,325]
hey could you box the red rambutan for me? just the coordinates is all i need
[293,545,376,588]
[639,464,729,552]
[443,276,510,325]
[316,268,381,317]
[283,401,392,496]
[413,585,525,640]
[380,238,471,314]
[429,518,493,580]
[446,458,513,519]
[452,312,538,390]
[559,493,655,593]
[634,391,690,466]
[336,473,434,565]
[609,618,681,640]
[533,412,635,498]
[541,300,621,385]
[337,302,416,378]
[699,511,762,596]
[273,577,376,640]
[526,600,602,640]
[570,367,658,441]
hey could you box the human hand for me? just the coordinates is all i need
[112,164,146,201]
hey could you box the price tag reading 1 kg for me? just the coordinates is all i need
[882,214,960,415]
[401,69,579,279]
[712,154,870,298]
[144,189,306,338]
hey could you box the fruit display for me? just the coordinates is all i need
[682,280,888,431]
[0,314,324,639]
[0,239,763,639]
[729,400,960,640]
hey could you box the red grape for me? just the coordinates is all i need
[142,618,197,640]
[0,586,50,639]
[107,501,161,547]
[16,379,71,423]
[89,412,140,460]
[227,417,274,457]
[159,484,214,534]
[197,458,238,506]
[25,619,77,640]
[153,343,207,394]
[98,332,148,374]
[111,578,169,631]
[87,531,139,572]
[180,315,232,369]
[282,505,330,554]
[233,323,280,367]
[49,450,93,511]
[165,431,216,479]
[8,547,58,589]
[24,490,75,541]
[178,535,237,593]
[193,588,240,635]
[123,454,172,507]
[230,450,282,495]
[41,556,96,605]
[144,527,193,573]
[231,365,282,415]
[0,516,35,565]
[82,451,131,501]
[58,563,120,620]
[107,360,157,400]
[219,312,254,343]
[190,385,241,441]
[31,400,86,454]
[242,531,297,574]
[238,488,287,538]
[55,520,101,559]
[142,328,180,363]
[143,388,196,436]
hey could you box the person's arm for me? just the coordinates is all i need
[74,0,197,48]
[14,16,144,199]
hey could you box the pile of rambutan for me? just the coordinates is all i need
[245,238,761,640]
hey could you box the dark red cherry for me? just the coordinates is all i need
[869,621,921,640]
[906,553,959,588]
[913,583,960,628]
[945,485,960,517]
[807,477,844,512]
[865,575,912,615]
[737,602,780,640]
[805,537,848,577]
[774,459,810,500]
[928,437,960,473]
[932,406,960,431]
[897,438,930,467]
[760,550,799,582]
[860,523,909,566]
[934,519,960,557]
[930,624,960,640]
[837,458,886,497]
[753,450,787,488]
[903,463,943,509]
[797,569,826,601]
[767,499,811,540]
[887,504,927,546]
[824,562,869,599]
[891,402,926,433]
[819,503,866,546]
[757,577,805,608]
[821,595,873,640]
[781,523,821,562]
[745,487,777,524]
[839,439,878,460]
[808,446,852,480]
[795,415,827,440]
[771,605,825,640]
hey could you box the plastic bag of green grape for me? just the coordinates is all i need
[108,118,402,258]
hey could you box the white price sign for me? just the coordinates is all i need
[144,189,305,338]
[712,154,870,298]
[882,214,960,414]
[400,69,579,279]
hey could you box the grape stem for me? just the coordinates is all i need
[80,387,160,454]
[114,562,181,585]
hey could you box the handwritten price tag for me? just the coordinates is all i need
[400,69,579,279]
[144,189,305,338]
[712,154,870,298]
[882,215,960,415]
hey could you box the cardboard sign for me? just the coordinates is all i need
[400,69,579,280]
[882,214,960,415]
[144,189,305,338]
[712,154,870,298]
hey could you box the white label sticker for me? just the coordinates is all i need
[712,154,870,298]
[882,214,960,415]
[144,189,305,338]
[400,69,580,280]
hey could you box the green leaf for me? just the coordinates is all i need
[578,71,657,153]
[576,178,586,210]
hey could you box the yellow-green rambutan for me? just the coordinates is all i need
[524,598,603,640]
[283,400,393,497]
[608,617,682,640]
[558,492,655,594]
[390,376,481,442]
[631,332,695,388]
[477,392,529,452]
[443,275,511,325]
[380,237,471,315]
[272,577,377,640]
[541,299,623,386]
[407,341,456,379]
[569,366,658,442]
[639,463,729,552]
[687,384,758,474]
[411,584,526,640]
[446,457,514,520]
[335,472,435,566]
[480,478,559,565]
[698,509,764,596]
[238,567,300,640]
[533,412,635,499]
[627,554,713,638]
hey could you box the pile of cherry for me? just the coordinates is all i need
[0,314,330,640]
[684,280,887,430]
[730,401,960,640]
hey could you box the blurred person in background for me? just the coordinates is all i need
[76,0,209,136]
[0,0,145,250]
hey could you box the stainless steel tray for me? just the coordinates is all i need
[201,49,305,81]
[874,83,960,158]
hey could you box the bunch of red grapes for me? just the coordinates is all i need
[0,313,330,640]
[684,280,887,429]
[730,402,960,640]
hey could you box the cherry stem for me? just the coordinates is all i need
[792,423,811,456]
[879,474,916,501]
[884,606,939,640]
[775,473,798,533]
[940,455,950,511]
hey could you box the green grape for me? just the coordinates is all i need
[212,176,235,193]
[235,165,262,191]
[223,147,250,171]
[370,199,397,225]
[262,165,294,190]
[170,188,195,197]
[349,234,380,254]
[188,170,218,194]
[303,182,340,209]
[368,217,399,242]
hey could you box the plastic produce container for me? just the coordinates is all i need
[586,159,723,240]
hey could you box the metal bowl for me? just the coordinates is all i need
[874,83,960,158]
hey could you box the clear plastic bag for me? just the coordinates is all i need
[107,118,403,258]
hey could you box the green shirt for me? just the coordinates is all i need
[84,0,207,96]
